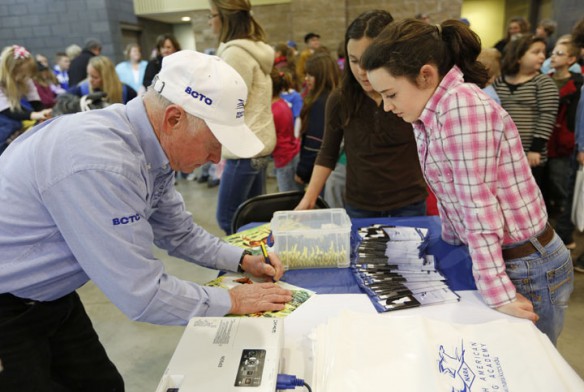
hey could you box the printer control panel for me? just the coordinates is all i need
[234,349,266,387]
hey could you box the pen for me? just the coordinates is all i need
[260,242,276,282]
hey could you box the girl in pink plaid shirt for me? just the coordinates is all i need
[361,19,573,344]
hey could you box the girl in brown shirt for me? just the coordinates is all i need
[296,10,427,217]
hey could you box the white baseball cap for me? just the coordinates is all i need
[152,50,264,158]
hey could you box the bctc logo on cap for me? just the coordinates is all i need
[185,87,213,106]
[236,99,244,119]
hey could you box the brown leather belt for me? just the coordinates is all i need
[502,223,554,260]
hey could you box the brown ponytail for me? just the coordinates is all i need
[361,18,489,88]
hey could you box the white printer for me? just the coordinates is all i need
[156,317,283,392]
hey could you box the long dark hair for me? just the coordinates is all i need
[361,19,489,88]
[299,52,340,134]
[211,0,266,43]
[500,34,546,76]
[341,10,394,125]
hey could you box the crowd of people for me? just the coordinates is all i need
[1,1,584,388]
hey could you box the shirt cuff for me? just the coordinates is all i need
[475,271,516,308]
[529,137,547,153]
[441,233,463,246]
[214,242,249,272]
[203,286,233,316]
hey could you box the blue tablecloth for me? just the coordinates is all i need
[273,216,477,294]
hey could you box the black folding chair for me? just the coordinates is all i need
[230,191,330,233]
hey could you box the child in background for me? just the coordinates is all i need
[295,52,340,185]
[274,43,296,75]
[361,19,573,345]
[0,45,52,123]
[52,52,70,90]
[32,61,65,109]
[541,35,582,75]
[270,69,303,192]
[279,69,303,137]
[477,48,501,104]
[0,45,52,152]
[547,38,583,247]
[492,34,559,191]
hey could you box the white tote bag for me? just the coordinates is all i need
[312,313,584,392]
[571,165,584,231]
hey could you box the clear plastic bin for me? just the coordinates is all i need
[270,208,351,269]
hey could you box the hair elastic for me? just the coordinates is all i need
[435,24,442,36]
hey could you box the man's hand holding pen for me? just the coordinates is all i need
[238,250,286,281]
[229,251,291,315]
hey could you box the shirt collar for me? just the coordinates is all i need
[125,97,171,174]
[417,65,465,130]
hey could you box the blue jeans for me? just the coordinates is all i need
[217,158,265,235]
[504,232,574,345]
[275,154,304,192]
[345,199,427,219]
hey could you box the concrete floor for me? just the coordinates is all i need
[79,177,584,391]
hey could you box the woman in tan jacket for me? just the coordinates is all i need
[209,0,276,234]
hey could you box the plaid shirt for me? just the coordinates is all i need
[413,66,548,307]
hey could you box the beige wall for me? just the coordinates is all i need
[174,23,197,51]
[461,0,505,48]
[190,0,463,55]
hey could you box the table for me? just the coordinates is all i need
[163,216,583,390]
[280,216,477,294]
[202,216,486,387]
[273,216,490,384]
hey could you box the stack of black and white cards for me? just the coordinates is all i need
[353,224,459,312]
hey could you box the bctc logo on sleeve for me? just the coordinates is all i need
[112,213,141,226]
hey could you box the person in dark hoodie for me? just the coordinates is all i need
[68,38,101,87]
[209,0,277,234]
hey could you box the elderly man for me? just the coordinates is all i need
[0,50,292,390]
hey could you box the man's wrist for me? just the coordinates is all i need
[238,250,252,272]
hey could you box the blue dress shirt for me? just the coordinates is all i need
[0,97,243,325]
